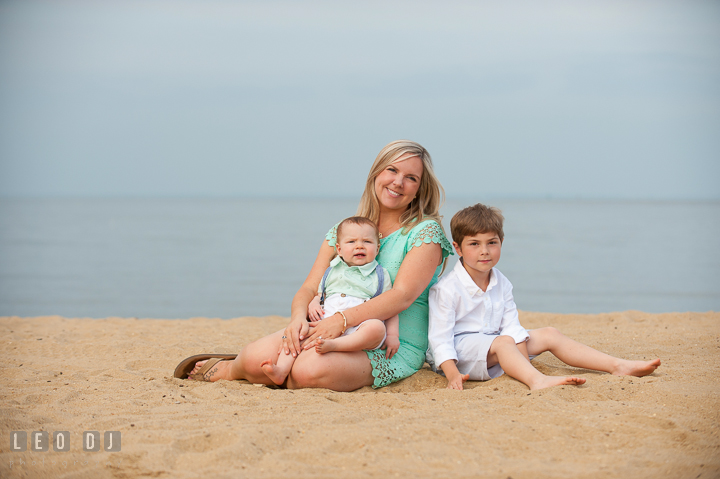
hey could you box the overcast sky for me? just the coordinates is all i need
[0,0,718,199]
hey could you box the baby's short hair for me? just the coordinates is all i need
[450,203,505,245]
[336,216,380,244]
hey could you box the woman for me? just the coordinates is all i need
[175,140,453,391]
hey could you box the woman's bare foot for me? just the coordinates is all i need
[315,338,339,354]
[187,359,232,382]
[612,358,661,377]
[260,359,290,385]
[529,375,586,391]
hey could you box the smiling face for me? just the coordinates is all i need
[454,231,502,289]
[373,153,423,212]
[335,222,380,267]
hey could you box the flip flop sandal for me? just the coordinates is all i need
[173,353,238,380]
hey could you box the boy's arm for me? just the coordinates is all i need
[439,360,470,390]
[497,277,529,345]
[429,285,465,388]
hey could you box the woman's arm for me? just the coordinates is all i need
[282,240,336,357]
[302,241,443,346]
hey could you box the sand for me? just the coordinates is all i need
[1,311,718,479]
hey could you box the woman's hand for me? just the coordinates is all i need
[280,317,310,358]
[287,240,336,355]
[303,312,345,349]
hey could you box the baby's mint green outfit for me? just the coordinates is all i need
[320,256,392,298]
[326,219,453,388]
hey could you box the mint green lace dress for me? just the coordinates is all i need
[326,219,453,388]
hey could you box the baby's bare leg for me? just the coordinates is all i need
[316,319,386,354]
[261,349,295,385]
[526,327,661,376]
[489,335,586,391]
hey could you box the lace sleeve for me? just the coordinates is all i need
[325,223,339,247]
[407,220,454,259]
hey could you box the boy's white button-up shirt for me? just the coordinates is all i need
[428,259,529,368]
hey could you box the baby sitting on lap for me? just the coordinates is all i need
[261,216,399,385]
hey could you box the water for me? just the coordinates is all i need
[0,198,718,318]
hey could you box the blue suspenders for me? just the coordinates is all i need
[319,264,385,305]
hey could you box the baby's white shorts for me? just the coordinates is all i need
[322,293,386,350]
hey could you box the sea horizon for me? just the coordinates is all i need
[1,197,718,319]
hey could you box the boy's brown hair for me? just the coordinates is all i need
[450,203,505,245]
[336,216,380,244]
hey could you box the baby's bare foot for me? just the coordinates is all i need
[613,358,661,377]
[260,359,289,385]
[315,338,338,354]
[530,376,586,391]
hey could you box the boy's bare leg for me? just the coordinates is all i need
[316,319,385,354]
[260,349,295,385]
[489,335,586,391]
[525,327,661,376]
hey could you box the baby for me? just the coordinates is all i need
[261,216,399,385]
[427,203,661,391]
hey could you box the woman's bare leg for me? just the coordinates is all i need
[526,327,661,376]
[287,348,374,392]
[188,329,286,385]
[185,328,379,391]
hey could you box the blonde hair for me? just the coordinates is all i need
[356,140,445,233]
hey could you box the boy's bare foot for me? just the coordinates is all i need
[315,338,338,354]
[529,375,586,391]
[187,359,231,382]
[260,359,289,385]
[612,358,661,377]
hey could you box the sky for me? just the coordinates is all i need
[0,0,718,199]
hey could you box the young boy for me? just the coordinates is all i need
[427,203,661,391]
[260,216,400,385]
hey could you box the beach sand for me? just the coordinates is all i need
[1,311,718,479]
